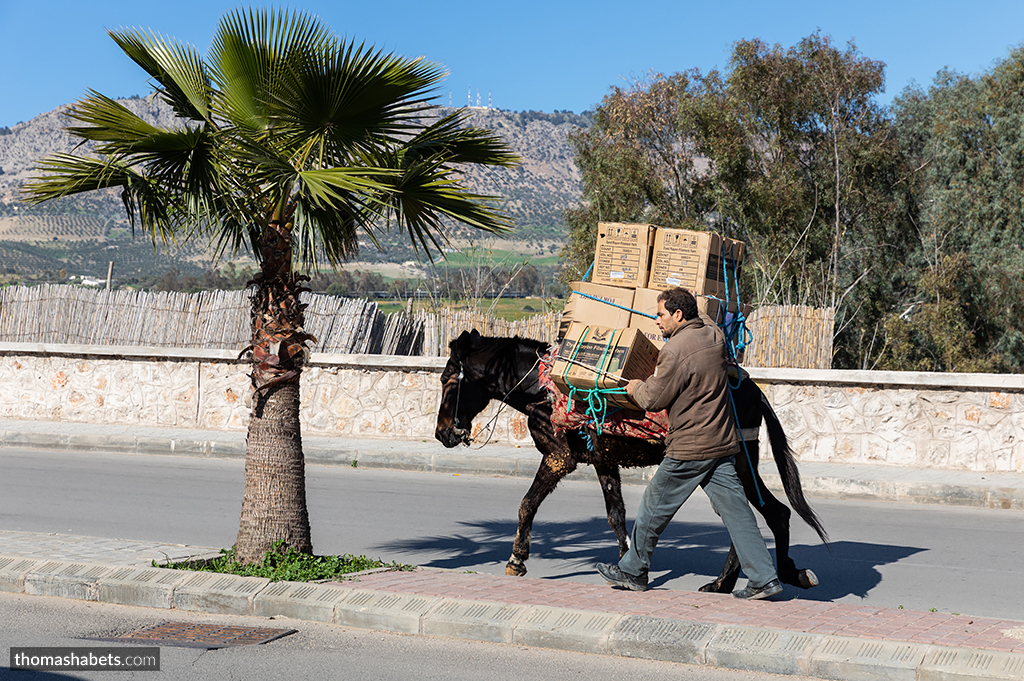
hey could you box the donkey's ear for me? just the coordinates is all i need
[469,329,482,346]
[451,330,473,358]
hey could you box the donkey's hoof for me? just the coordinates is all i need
[698,581,727,594]
[505,562,527,577]
[798,569,819,589]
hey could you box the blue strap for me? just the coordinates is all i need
[718,238,753,364]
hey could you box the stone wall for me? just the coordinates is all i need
[0,343,527,446]
[1,343,1022,473]
[758,371,1024,473]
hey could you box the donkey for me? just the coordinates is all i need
[434,330,827,593]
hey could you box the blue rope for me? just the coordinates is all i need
[718,239,753,365]
[582,260,594,282]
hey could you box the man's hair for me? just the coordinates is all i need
[657,287,698,320]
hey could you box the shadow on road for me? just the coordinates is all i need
[373,516,927,601]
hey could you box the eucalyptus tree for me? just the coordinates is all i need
[563,33,909,368]
[22,8,517,562]
[883,49,1024,372]
[560,71,709,282]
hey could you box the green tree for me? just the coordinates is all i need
[22,8,517,562]
[687,34,911,367]
[886,51,1024,371]
[560,71,708,282]
[563,33,912,368]
[876,253,1000,372]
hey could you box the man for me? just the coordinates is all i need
[596,287,781,599]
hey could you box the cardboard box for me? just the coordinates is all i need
[627,289,738,348]
[590,223,657,289]
[551,324,660,410]
[647,228,745,296]
[558,282,635,340]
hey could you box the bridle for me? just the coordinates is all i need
[450,364,467,431]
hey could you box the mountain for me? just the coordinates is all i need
[0,98,587,263]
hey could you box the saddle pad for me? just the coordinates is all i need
[539,348,669,441]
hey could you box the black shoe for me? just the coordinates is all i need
[732,578,783,600]
[596,562,649,592]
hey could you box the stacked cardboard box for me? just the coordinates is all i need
[647,228,745,296]
[590,223,657,288]
[558,282,635,340]
[551,324,659,410]
[551,223,750,403]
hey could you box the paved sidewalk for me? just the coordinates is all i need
[2,530,1023,679]
[3,418,1024,510]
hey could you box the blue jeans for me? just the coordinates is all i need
[618,454,777,587]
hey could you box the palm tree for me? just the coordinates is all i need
[22,8,518,563]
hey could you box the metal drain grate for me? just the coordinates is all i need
[87,621,298,649]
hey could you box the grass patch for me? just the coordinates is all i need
[378,297,563,320]
[158,543,414,582]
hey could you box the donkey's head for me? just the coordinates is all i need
[434,330,493,448]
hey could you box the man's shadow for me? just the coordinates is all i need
[374,516,925,601]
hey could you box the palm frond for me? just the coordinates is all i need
[63,92,164,149]
[21,154,134,203]
[210,7,334,133]
[26,7,516,273]
[260,40,448,160]
[403,110,521,167]
[108,28,211,121]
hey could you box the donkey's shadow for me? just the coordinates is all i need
[374,516,923,601]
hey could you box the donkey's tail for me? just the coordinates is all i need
[760,393,830,546]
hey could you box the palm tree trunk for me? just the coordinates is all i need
[235,219,314,563]
[236,380,311,562]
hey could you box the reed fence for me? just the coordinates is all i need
[743,305,835,370]
[0,285,834,368]
[418,308,561,357]
[0,284,555,357]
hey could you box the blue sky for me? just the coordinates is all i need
[3,0,1024,127]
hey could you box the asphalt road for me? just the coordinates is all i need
[1,447,1023,622]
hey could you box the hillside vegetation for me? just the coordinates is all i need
[0,98,587,281]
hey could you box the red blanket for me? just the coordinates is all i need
[538,348,668,442]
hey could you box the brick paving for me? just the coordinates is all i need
[348,568,1024,654]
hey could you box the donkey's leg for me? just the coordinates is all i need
[507,450,577,576]
[748,470,818,588]
[699,545,741,594]
[699,442,777,594]
[733,443,816,589]
[593,462,629,557]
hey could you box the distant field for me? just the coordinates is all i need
[378,296,564,320]
[0,215,111,241]
[431,250,561,268]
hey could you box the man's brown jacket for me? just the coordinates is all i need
[630,315,740,461]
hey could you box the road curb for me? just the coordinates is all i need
[2,553,1023,680]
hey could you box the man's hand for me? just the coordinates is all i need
[626,379,642,396]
